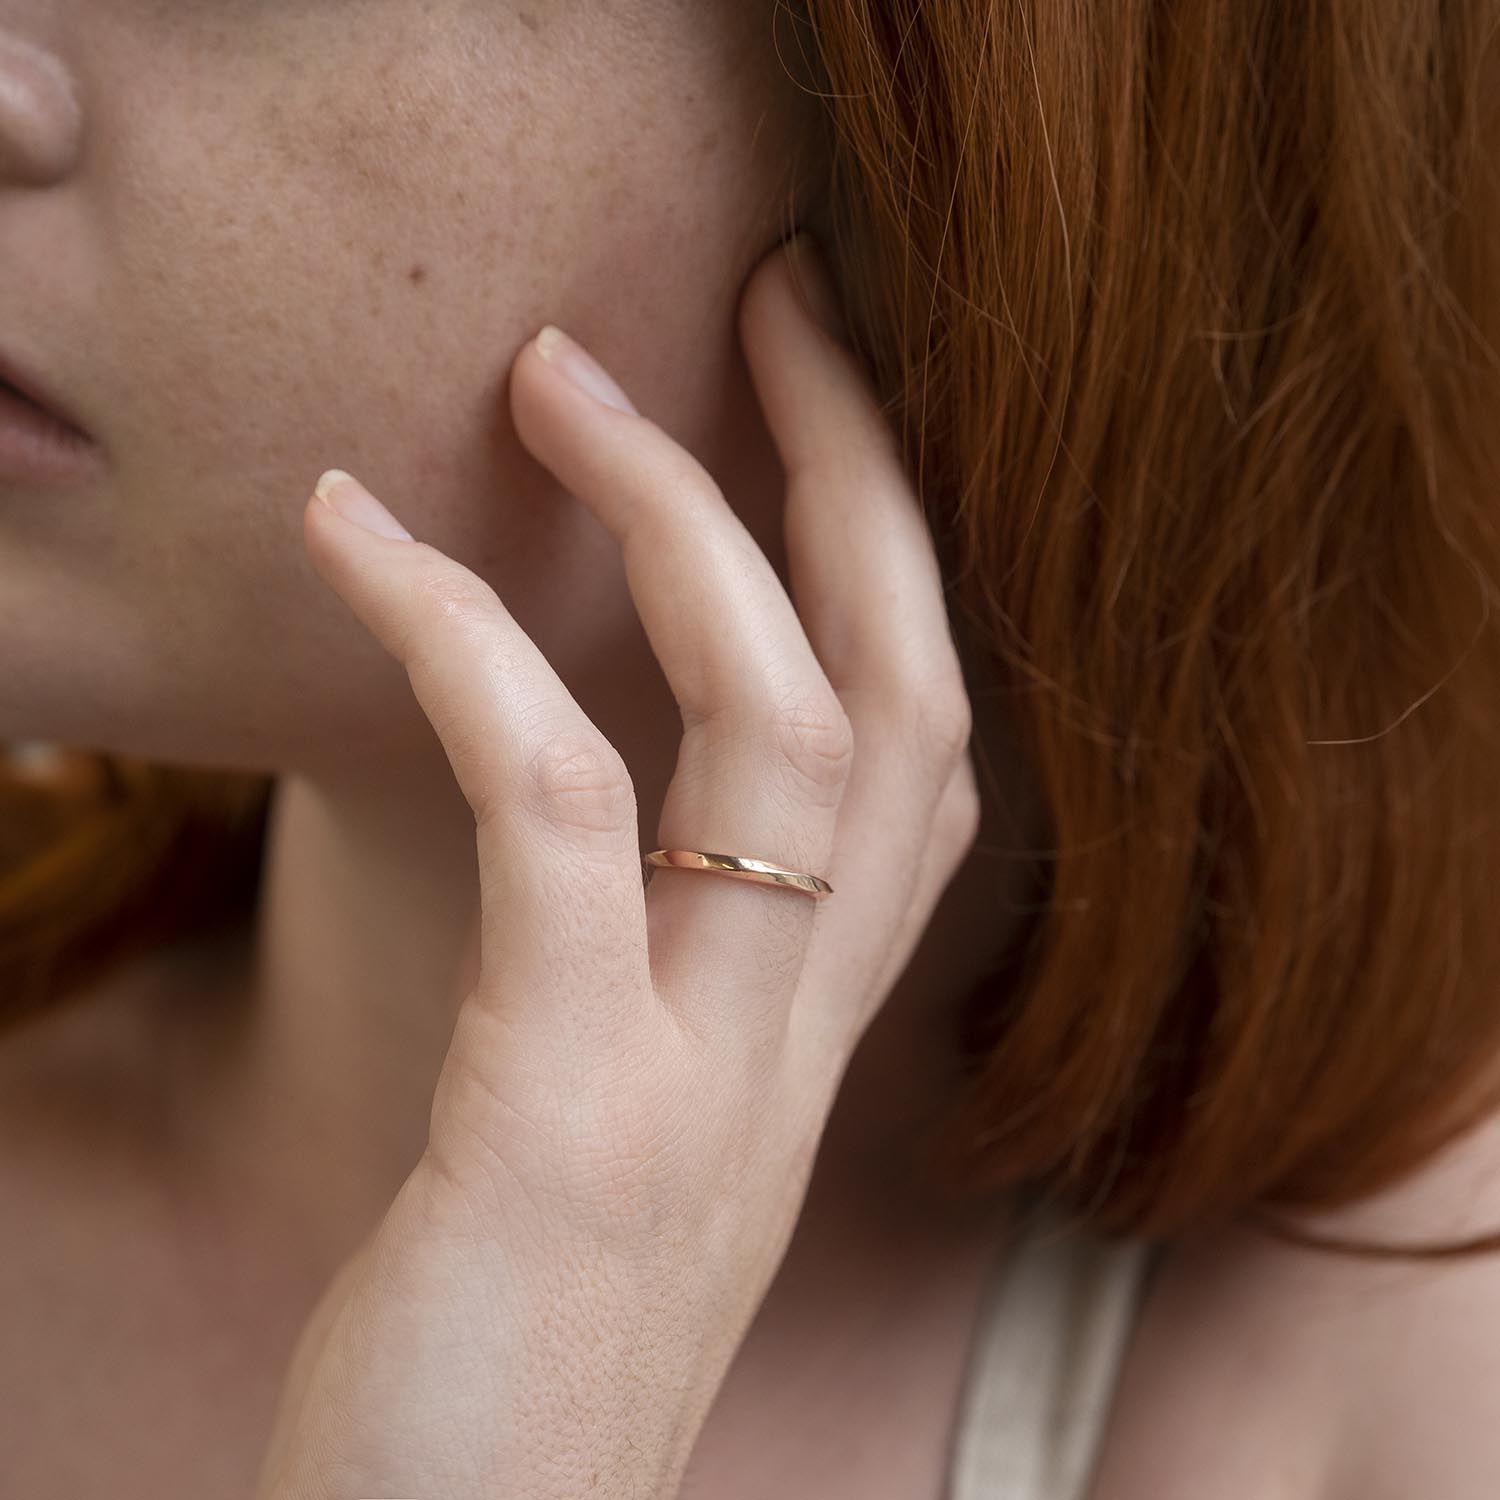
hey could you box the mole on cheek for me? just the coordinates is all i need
[408,264,428,286]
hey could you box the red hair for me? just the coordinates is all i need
[6,0,1500,1258]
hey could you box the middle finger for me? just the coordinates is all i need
[509,322,851,1045]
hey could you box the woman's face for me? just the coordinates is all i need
[1,3,825,775]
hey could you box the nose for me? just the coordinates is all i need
[0,33,83,185]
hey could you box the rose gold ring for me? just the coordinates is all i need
[640,848,833,899]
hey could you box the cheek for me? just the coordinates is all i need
[112,33,558,490]
[106,0,802,490]
[93,8,803,719]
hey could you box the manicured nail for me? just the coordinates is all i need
[534,325,638,415]
[314,468,413,541]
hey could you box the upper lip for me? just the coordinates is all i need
[0,342,91,438]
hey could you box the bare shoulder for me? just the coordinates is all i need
[1083,1109,1500,1500]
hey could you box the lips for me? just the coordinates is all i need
[0,340,102,485]
[0,347,89,439]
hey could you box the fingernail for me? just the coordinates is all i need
[534,325,638,415]
[314,468,413,542]
[787,233,848,345]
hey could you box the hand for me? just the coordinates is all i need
[252,234,983,1500]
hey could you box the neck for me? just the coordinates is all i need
[182,644,1035,1285]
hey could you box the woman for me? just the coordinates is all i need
[3,2,1499,1496]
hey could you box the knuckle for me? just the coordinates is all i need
[410,553,500,625]
[621,446,722,531]
[761,687,855,796]
[935,753,984,857]
[405,558,503,651]
[901,674,974,765]
[655,451,721,513]
[933,688,976,758]
[522,729,637,838]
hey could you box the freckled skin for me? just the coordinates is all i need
[0,19,1046,1498]
[1,1,828,785]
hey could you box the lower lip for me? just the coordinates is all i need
[0,382,102,485]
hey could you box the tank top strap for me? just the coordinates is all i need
[946,1192,1160,1500]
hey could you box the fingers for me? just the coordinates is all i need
[740,239,969,707]
[300,230,974,1106]
[865,747,984,1032]
[737,238,980,1058]
[301,473,653,1048]
[507,322,851,1045]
